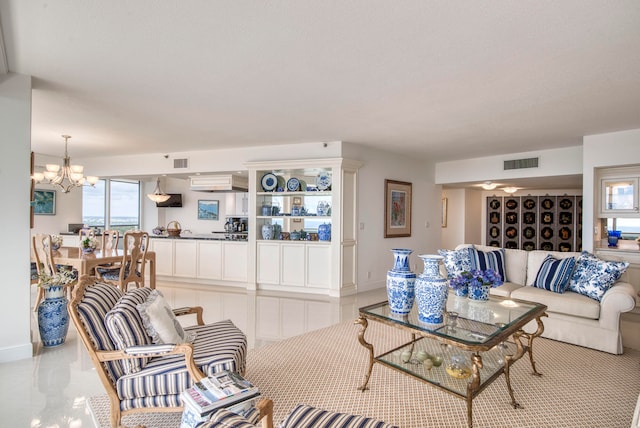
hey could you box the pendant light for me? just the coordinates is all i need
[147,178,170,203]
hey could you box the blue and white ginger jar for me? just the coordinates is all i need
[386,249,416,315]
[37,285,70,347]
[318,223,331,241]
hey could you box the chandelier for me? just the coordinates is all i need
[147,178,170,203]
[32,135,99,193]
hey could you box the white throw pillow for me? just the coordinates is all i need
[137,289,195,344]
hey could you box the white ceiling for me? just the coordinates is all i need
[1,1,640,179]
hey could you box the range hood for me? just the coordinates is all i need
[189,175,248,192]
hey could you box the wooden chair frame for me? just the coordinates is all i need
[95,230,149,292]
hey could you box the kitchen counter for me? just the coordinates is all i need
[150,232,248,241]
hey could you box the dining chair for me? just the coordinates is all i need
[78,228,96,246]
[31,234,77,309]
[101,230,120,253]
[96,230,149,292]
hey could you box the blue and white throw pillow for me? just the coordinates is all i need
[532,255,576,293]
[467,247,507,282]
[438,248,472,278]
[568,251,629,301]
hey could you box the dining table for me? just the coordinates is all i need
[51,246,156,289]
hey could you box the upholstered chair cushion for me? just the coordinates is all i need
[280,404,398,428]
[116,319,247,411]
[104,287,154,373]
[74,282,125,382]
[200,408,259,428]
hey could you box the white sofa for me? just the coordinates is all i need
[453,244,637,354]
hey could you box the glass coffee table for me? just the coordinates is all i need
[355,294,547,428]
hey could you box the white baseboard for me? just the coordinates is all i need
[0,343,33,362]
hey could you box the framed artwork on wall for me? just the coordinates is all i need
[197,200,219,220]
[384,179,412,238]
[33,189,56,215]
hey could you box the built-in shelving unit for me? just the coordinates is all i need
[246,158,361,297]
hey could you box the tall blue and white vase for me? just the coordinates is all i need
[415,255,449,324]
[386,249,416,314]
[37,285,70,347]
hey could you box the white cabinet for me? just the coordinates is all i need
[598,166,640,217]
[197,241,222,279]
[173,240,197,278]
[222,242,248,282]
[62,235,80,247]
[149,238,247,284]
[150,239,174,276]
[247,158,361,297]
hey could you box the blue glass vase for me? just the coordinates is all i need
[386,249,416,314]
[607,230,621,247]
[415,255,448,324]
[37,285,70,347]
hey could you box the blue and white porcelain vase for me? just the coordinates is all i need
[318,223,331,241]
[386,249,416,314]
[261,224,274,240]
[37,285,70,347]
[415,255,449,324]
[468,285,490,301]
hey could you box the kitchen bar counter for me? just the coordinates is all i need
[150,233,248,241]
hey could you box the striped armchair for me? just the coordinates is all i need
[69,275,247,428]
[200,404,397,428]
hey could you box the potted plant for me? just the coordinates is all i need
[37,269,76,347]
[50,234,63,250]
[81,236,98,253]
[449,269,503,301]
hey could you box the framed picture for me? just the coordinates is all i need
[197,200,219,220]
[384,179,412,238]
[33,189,56,215]
[442,197,448,228]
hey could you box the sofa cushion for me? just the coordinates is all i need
[438,248,472,278]
[475,245,527,285]
[105,287,154,373]
[568,251,629,302]
[467,247,507,282]
[532,255,577,293]
[280,404,398,428]
[526,250,578,286]
[204,408,257,428]
[489,282,523,297]
[510,286,601,319]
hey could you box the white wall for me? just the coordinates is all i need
[0,73,33,362]
[435,146,583,185]
[343,143,441,292]
[583,129,640,251]
[441,188,466,249]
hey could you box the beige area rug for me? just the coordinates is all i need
[89,320,640,427]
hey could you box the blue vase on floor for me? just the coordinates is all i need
[386,249,416,314]
[415,255,448,324]
[37,285,70,347]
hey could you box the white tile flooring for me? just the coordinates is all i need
[0,280,386,427]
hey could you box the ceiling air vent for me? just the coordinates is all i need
[504,157,539,170]
[173,158,189,169]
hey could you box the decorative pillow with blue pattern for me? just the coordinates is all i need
[532,255,576,293]
[438,248,472,278]
[568,251,629,301]
[467,247,507,282]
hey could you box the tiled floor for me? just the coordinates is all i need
[0,280,386,427]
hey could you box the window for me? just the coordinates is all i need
[83,179,140,234]
[606,218,640,237]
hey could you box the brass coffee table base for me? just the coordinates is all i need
[355,301,547,428]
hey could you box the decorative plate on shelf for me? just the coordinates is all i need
[316,172,332,191]
[261,173,278,192]
[287,177,300,192]
[276,175,286,191]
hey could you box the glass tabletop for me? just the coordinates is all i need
[359,293,546,348]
